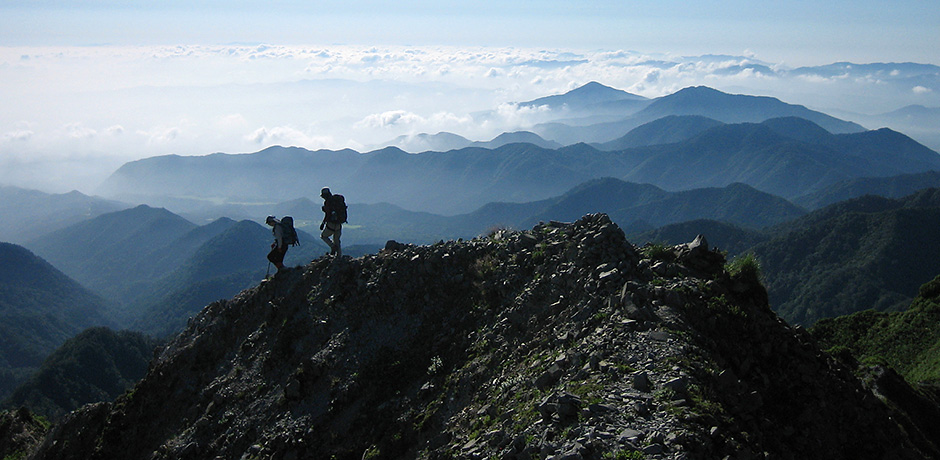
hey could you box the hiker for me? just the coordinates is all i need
[319,187,347,257]
[266,215,289,270]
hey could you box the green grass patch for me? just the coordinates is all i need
[640,242,675,262]
[602,450,645,460]
[726,253,762,283]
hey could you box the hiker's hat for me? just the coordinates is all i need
[266,215,276,224]
[320,187,331,197]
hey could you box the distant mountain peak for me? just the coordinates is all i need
[640,86,866,134]
[521,81,647,109]
[677,85,722,94]
[567,81,630,96]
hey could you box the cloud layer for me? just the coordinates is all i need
[1,44,938,192]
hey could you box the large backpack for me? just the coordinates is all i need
[280,216,300,246]
[328,195,348,223]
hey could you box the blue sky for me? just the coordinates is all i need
[1,1,939,193]
[2,0,938,64]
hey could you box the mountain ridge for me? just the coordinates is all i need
[95,117,939,216]
[0,186,126,245]
[25,205,200,306]
[0,243,114,400]
[374,131,562,153]
[27,214,940,459]
[3,327,157,420]
[532,85,866,145]
[751,189,940,325]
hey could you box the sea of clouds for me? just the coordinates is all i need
[1,44,938,192]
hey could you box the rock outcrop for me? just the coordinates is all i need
[0,407,48,459]
[28,214,940,459]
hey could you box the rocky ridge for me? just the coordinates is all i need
[0,407,48,459]
[28,214,939,459]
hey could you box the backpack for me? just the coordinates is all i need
[328,195,348,223]
[280,216,300,246]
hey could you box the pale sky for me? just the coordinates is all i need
[1,0,939,193]
[2,0,938,63]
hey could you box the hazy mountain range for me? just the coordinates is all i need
[0,186,125,245]
[372,130,563,153]
[23,206,328,334]
[530,85,866,145]
[96,116,940,216]
[91,84,940,218]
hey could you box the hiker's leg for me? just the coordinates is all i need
[273,245,287,269]
[321,226,336,254]
[333,224,342,257]
[278,246,288,269]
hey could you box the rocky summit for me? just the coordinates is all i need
[29,214,939,459]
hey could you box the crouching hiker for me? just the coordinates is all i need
[319,187,347,257]
[266,215,299,271]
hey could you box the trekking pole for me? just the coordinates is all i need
[266,262,272,279]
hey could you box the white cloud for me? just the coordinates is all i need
[1,129,33,142]
[795,74,837,84]
[913,86,932,94]
[428,111,473,126]
[66,123,96,139]
[138,126,181,144]
[355,110,426,129]
[216,114,249,130]
[246,126,334,149]
[492,102,554,128]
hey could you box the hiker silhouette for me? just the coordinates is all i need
[265,215,289,270]
[319,187,347,257]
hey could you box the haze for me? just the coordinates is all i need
[1,0,938,193]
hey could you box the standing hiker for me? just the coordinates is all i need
[266,215,298,271]
[319,187,347,257]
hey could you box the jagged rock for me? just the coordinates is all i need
[663,376,689,395]
[518,232,539,249]
[632,371,653,393]
[556,393,582,418]
[284,377,302,401]
[619,286,653,322]
[617,428,643,443]
[536,364,565,390]
[0,407,48,460]
[675,234,726,276]
[27,213,940,460]
[383,240,411,252]
[548,445,584,460]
